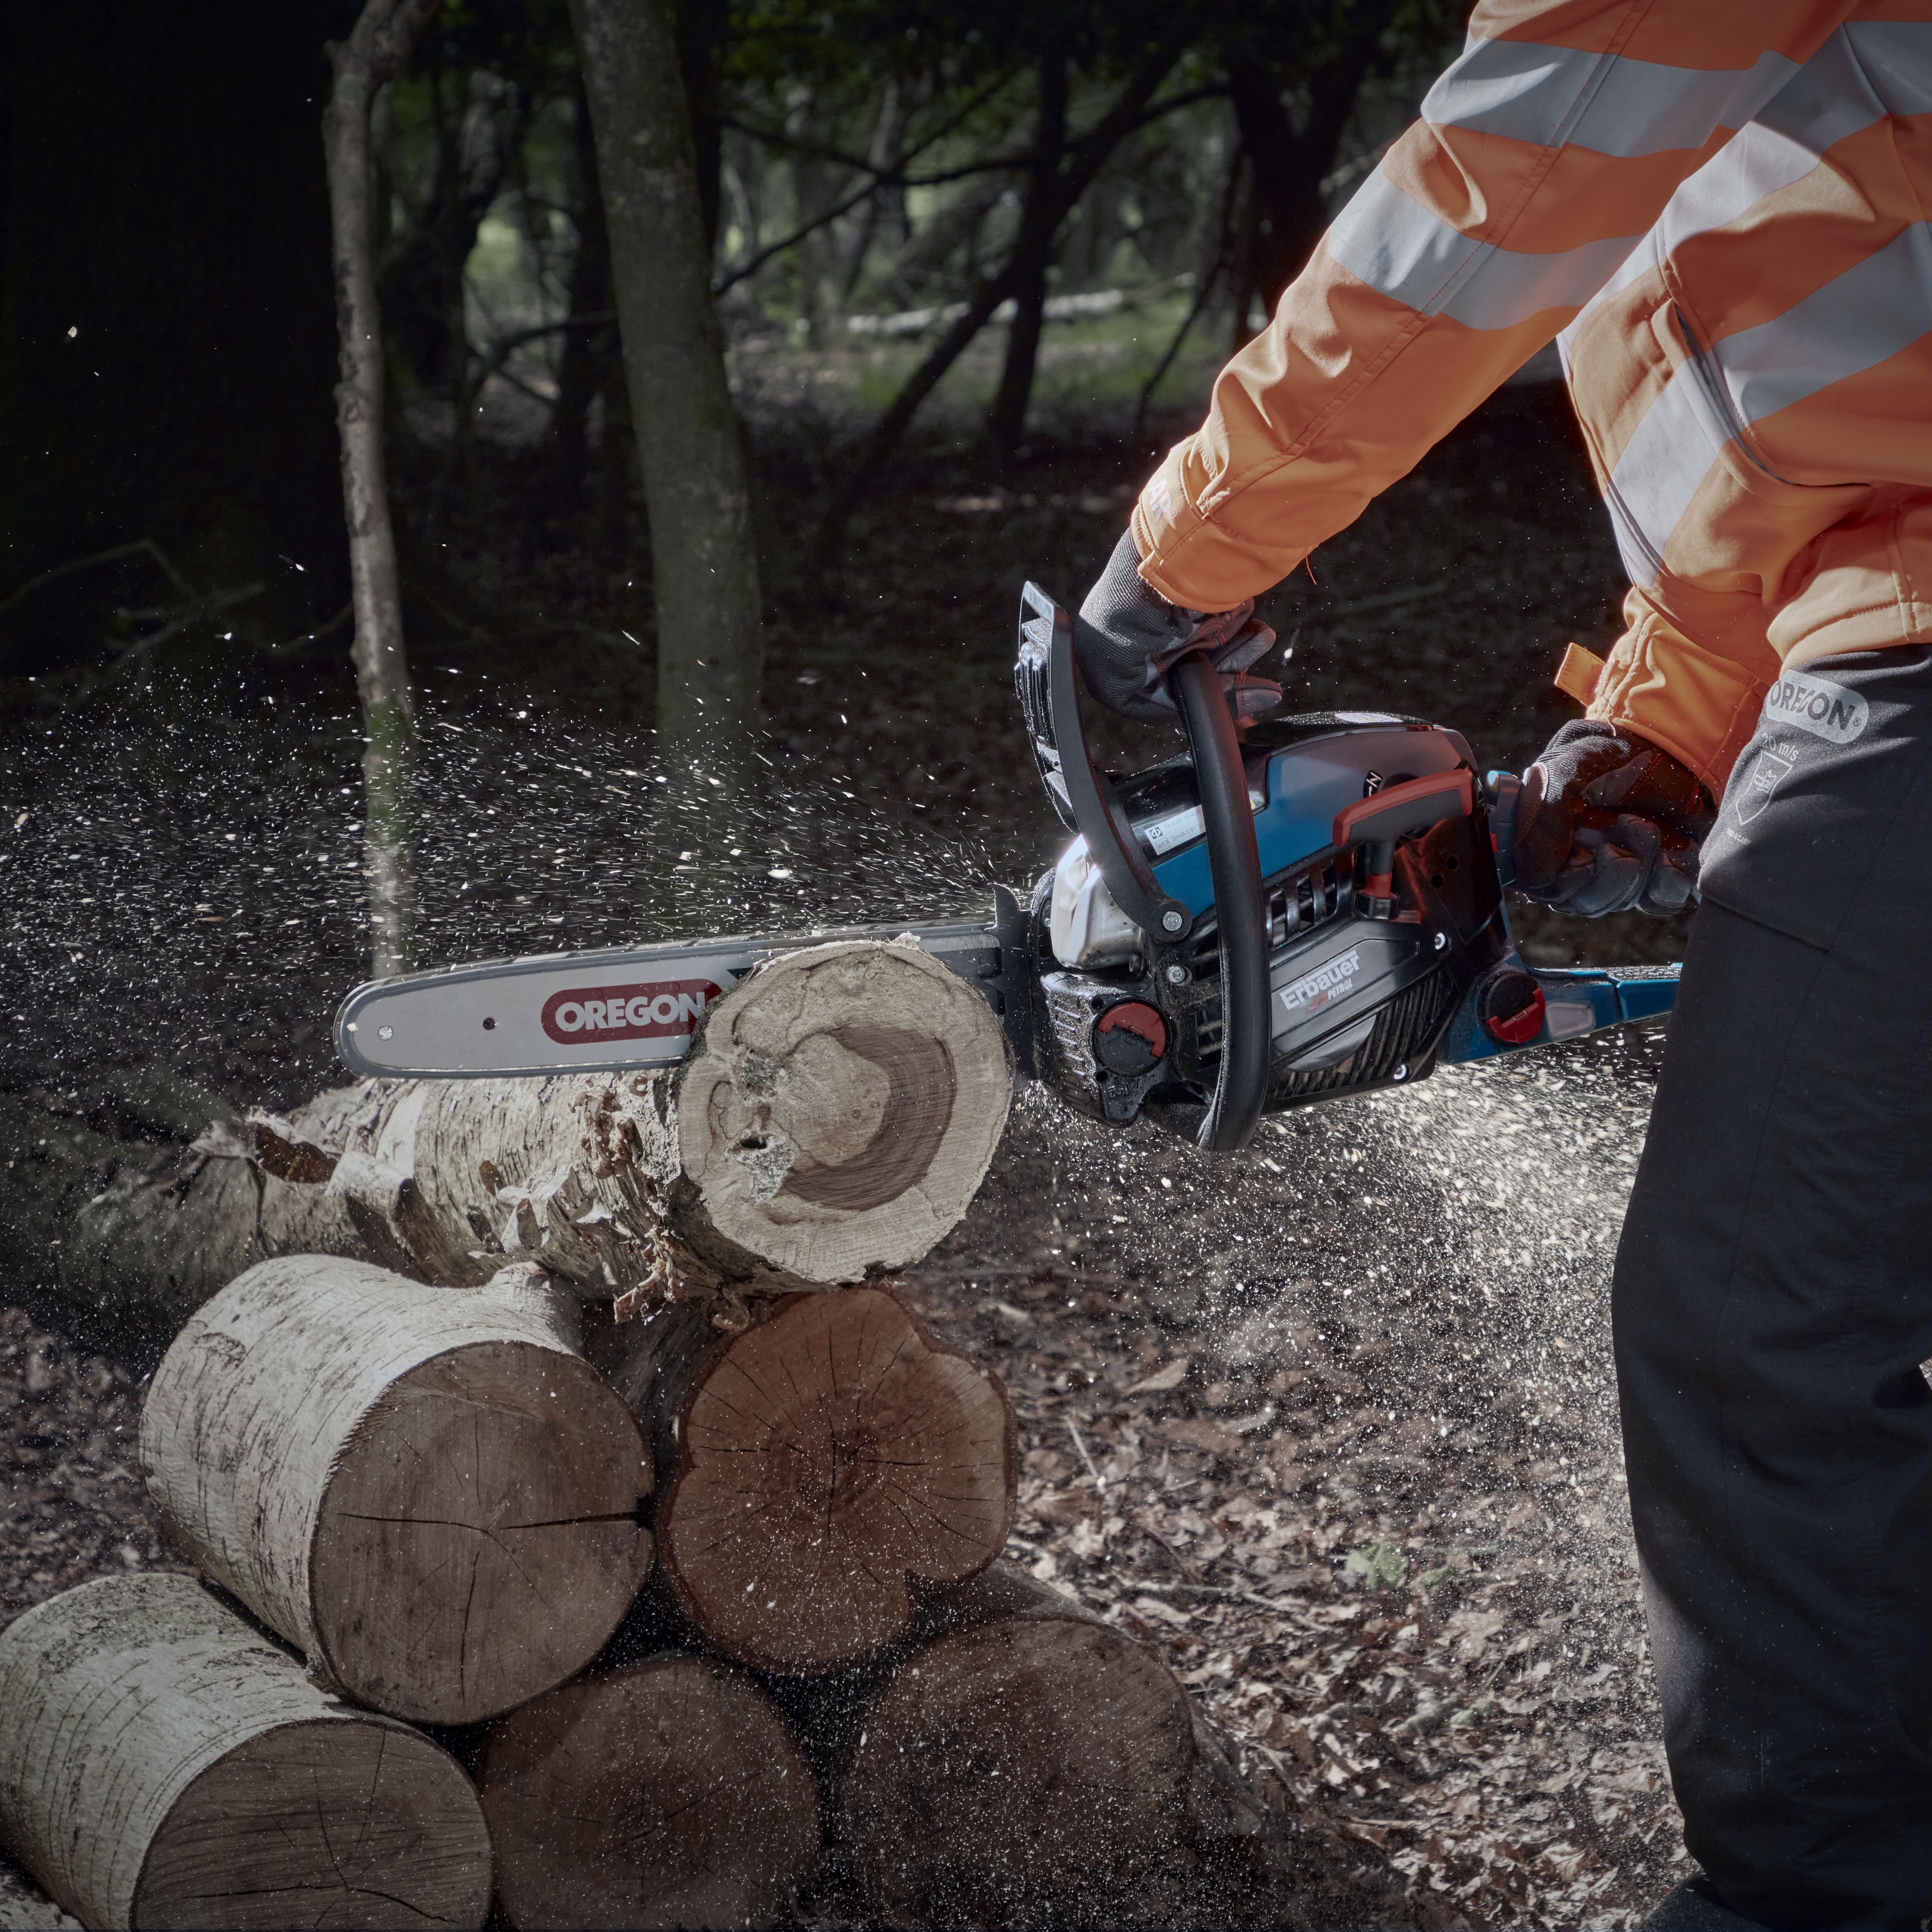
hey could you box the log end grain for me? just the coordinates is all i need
[133,1718,486,1930]
[654,1289,1015,1672]
[0,1575,491,1932]
[141,1257,656,1726]
[675,939,1012,1285]
[309,1334,656,1723]
[841,1612,1203,1927]
[478,1655,820,1931]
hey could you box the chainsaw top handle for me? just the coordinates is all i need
[1014,581,1270,1153]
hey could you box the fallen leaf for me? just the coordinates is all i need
[1165,1417,1244,1454]
[1127,1357,1189,1395]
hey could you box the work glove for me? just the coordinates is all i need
[1075,531,1282,726]
[1513,719,1714,917]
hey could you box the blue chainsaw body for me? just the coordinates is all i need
[1009,582,1680,1148]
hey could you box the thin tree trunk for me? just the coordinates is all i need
[550,77,620,512]
[323,0,439,979]
[1225,3,1396,326]
[986,53,1069,464]
[0,1575,492,1931]
[813,43,1180,573]
[570,0,763,778]
[840,82,907,299]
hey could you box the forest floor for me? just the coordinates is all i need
[1,364,1696,1926]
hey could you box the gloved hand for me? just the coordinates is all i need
[1513,719,1714,917]
[1075,531,1282,725]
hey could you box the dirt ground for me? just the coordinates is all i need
[0,369,1698,1925]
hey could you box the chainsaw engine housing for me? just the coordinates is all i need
[1016,713,1509,1139]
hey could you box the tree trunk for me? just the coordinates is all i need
[837,1561,1267,1928]
[2,939,1013,1336]
[549,78,621,514]
[590,1287,1015,1673]
[986,53,1070,465]
[477,1652,821,1929]
[138,1256,653,1725]
[323,0,440,979]
[569,0,763,777]
[0,1573,492,1931]
[1225,4,1396,328]
[813,43,1180,572]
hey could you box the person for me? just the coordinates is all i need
[1077,6,1932,1926]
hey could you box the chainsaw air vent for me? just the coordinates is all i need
[1188,857,1353,1057]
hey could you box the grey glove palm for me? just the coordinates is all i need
[1075,531,1281,725]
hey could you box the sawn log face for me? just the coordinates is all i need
[0,1573,491,1931]
[478,1653,820,1930]
[138,1257,654,1724]
[593,1286,1017,1673]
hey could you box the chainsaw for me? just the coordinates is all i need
[334,583,1679,1151]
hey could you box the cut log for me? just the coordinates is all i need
[590,1287,1015,1673]
[138,1256,653,1724]
[477,1653,821,1929]
[0,1573,491,1931]
[837,1561,1265,1927]
[3,938,1012,1333]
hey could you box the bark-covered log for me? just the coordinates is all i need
[0,1574,491,1931]
[3,939,1012,1334]
[477,1653,820,1929]
[139,1257,653,1725]
[837,1561,1265,1927]
[591,1287,1014,1673]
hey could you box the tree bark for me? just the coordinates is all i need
[837,1561,1267,1927]
[0,1573,492,1931]
[2,939,1013,1337]
[477,1652,821,1929]
[590,1287,1015,1673]
[1224,3,1397,329]
[569,0,763,777]
[323,0,440,978]
[138,1256,653,1725]
[549,78,622,513]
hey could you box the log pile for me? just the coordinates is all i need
[0,940,1290,1929]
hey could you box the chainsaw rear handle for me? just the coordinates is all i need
[1333,769,1476,910]
[1167,650,1271,1152]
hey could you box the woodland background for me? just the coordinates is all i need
[1,2,1695,1925]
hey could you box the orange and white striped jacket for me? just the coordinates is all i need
[1131,1,1932,793]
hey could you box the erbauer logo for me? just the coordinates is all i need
[541,980,721,1044]
[1762,669,1867,744]
[1276,947,1361,1019]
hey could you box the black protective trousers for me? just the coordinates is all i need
[1617,647,1932,1929]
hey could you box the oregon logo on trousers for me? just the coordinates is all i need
[541,980,721,1044]
[1762,669,1868,744]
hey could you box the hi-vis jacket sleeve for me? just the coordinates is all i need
[1131,1,1857,604]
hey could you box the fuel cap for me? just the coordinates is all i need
[1094,1001,1168,1075]
[1478,966,1546,1046]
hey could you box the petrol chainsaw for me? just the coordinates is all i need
[335,582,1679,1152]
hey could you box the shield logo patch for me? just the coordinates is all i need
[1733,747,1793,828]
